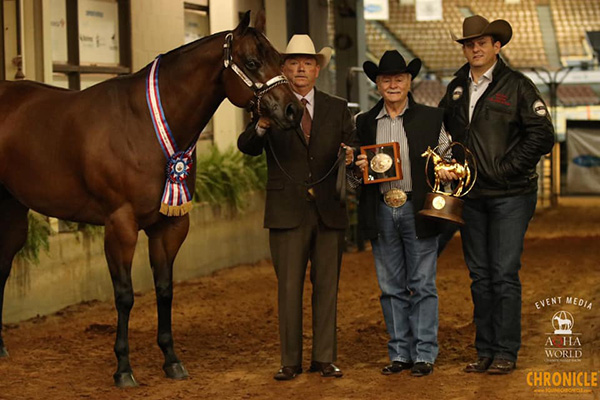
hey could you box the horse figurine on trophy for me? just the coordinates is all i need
[421,146,472,197]
[418,143,477,225]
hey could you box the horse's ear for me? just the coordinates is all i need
[254,9,266,34]
[236,10,251,34]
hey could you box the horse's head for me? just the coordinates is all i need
[421,147,434,158]
[222,11,303,129]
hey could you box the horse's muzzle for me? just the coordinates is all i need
[285,101,302,126]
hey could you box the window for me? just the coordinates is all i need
[50,0,131,90]
[184,3,209,44]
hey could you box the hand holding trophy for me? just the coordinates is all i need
[418,142,477,225]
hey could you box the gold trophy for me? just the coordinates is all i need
[418,142,477,225]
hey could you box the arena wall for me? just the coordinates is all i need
[3,193,270,324]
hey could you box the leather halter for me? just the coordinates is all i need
[223,32,288,115]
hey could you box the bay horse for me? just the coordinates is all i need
[0,11,301,387]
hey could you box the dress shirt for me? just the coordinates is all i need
[468,61,496,121]
[376,101,450,194]
[294,88,315,119]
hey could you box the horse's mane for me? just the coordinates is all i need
[163,31,222,57]
[135,33,222,74]
[143,27,279,69]
[25,26,278,93]
[252,29,282,64]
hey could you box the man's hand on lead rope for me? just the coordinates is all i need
[255,117,272,136]
[341,143,354,166]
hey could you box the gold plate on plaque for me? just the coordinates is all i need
[370,153,394,173]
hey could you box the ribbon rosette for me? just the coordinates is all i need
[167,152,192,183]
[159,151,194,216]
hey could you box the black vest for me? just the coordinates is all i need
[356,95,445,239]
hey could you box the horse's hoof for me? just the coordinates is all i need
[113,372,138,388]
[163,362,189,380]
[0,346,8,358]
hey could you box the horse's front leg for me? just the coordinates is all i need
[433,173,441,192]
[145,214,190,380]
[104,206,139,387]
[0,196,30,358]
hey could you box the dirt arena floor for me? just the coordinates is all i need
[1,197,599,400]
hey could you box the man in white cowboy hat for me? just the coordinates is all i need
[440,15,554,374]
[238,34,357,381]
[354,50,452,377]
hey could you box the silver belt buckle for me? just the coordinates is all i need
[384,188,407,208]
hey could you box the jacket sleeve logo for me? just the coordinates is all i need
[533,100,547,116]
[452,86,464,101]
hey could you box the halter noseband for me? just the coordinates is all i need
[223,32,288,115]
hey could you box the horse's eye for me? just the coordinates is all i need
[245,60,260,70]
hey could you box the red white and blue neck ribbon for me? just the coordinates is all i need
[146,56,196,216]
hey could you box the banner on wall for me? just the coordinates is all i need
[78,0,120,65]
[364,0,389,21]
[567,120,600,194]
[415,0,443,21]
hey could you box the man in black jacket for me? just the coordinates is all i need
[238,35,357,381]
[440,15,555,374]
[355,51,451,377]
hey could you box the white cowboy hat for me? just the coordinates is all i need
[281,34,332,68]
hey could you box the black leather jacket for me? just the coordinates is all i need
[440,58,555,198]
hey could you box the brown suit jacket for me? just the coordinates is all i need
[238,89,358,230]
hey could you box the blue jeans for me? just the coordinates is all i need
[461,193,537,362]
[371,200,439,364]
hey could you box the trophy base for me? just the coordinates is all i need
[418,193,465,226]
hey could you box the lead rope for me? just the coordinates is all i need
[267,137,346,192]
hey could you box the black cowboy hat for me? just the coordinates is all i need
[451,15,513,47]
[363,50,422,83]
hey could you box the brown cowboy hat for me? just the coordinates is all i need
[451,15,512,47]
[363,50,421,83]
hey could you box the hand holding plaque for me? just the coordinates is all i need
[360,142,402,184]
[418,142,477,225]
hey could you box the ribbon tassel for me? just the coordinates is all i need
[160,201,194,217]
